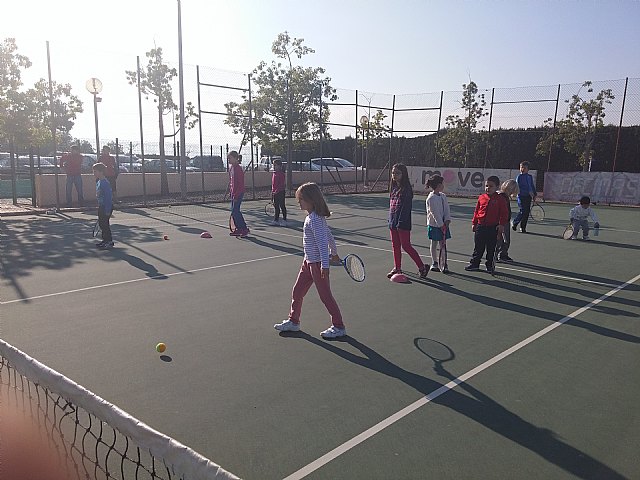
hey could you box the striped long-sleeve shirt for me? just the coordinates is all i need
[303,211,338,269]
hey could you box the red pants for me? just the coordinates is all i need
[289,260,344,328]
[390,228,425,271]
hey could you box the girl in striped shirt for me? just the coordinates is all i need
[274,182,346,339]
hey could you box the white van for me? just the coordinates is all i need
[256,155,283,171]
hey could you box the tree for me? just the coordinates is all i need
[536,81,614,171]
[436,81,488,167]
[0,38,82,152]
[224,32,337,189]
[126,47,198,196]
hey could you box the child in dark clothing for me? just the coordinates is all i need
[387,163,428,279]
[92,163,114,249]
[465,175,508,273]
[271,159,287,226]
[496,179,519,263]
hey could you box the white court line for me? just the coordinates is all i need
[0,253,296,305]
[283,272,640,480]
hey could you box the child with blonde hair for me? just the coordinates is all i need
[496,179,519,263]
[274,183,346,339]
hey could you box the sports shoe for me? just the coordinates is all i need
[95,241,106,247]
[270,220,280,226]
[442,265,450,274]
[464,264,480,272]
[419,265,429,278]
[519,228,527,233]
[239,228,250,238]
[387,268,401,279]
[229,230,241,236]
[486,265,495,274]
[512,223,517,231]
[279,219,288,227]
[430,262,440,272]
[320,325,346,339]
[98,241,114,249]
[274,320,300,332]
[569,235,577,240]
[500,256,514,263]
[583,236,590,241]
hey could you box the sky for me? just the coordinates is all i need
[4,0,640,151]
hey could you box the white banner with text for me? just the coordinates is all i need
[406,167,537,196]
[544,171,640,205]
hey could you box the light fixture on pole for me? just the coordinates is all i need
[86,78,103,154]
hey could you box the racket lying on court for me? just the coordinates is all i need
[438,226,448,273]
[562,223,574,240]
[92,220,101,238]
[334,254,366,282]
[414,337,455,376]
[530,200,545,222]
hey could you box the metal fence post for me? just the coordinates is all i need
[612,77,628,173]
[546,84,561,172]
[248,73,255,200]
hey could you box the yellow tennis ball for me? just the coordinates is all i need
[156,343,166,353]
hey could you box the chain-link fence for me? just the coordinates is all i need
[2,67,639,209]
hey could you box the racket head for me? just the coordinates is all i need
[562,224,574,240]
[342,254,366,282]
[438,240,447,269]
[531,204,545,222]
[92,220,101,238]
[265,202,275,217]
[229,215,236,232]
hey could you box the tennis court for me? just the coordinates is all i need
[1,193,639,479]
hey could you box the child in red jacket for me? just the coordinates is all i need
[464,175,508,273]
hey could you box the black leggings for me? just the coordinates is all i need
[273,190,286,220]
[98,207,112,242]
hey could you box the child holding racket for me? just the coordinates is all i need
[228,151,249,238]
[465,175,508,273]
[569,196,600,240]
[271,159,287,226]
[512,161,537,233]
[387,163,429,279]
[274,182,346,339]
[92,163,114,249]
[496,179,519,263]
[425,174,451,273]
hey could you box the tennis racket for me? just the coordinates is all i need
[438,226,448,273]
[414,337,455,375]
[265,201,275,217]
[530,200,545,222]
[562,223,574,240]
[339,254,366,282]
[92,220,101,238]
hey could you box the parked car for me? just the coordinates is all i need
[189,155,224,172]
[305,158,356,171]
[256,155,283,171]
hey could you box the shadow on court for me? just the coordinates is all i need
[279,332,627,480]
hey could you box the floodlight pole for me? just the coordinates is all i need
[177,0,187,198]
[92,93,101,155]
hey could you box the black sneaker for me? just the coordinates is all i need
[512,223,517,231]
[464,265,480,272]
[486,266,495,274]
[98,241,115,249]
[419,265,429,279]
[442,265,450,274]
[501,256,514,263]
[95,241,106,248]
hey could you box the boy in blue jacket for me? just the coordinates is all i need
[93,163,114,249]
[511,161,537,233]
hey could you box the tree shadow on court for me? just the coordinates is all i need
[0,216,174,301]
[513,261,638,291]
[280,332,627,480]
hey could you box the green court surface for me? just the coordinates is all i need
[1,194,639,479]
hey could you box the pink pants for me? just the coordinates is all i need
[289,260,344,328]
[390,228,425,271]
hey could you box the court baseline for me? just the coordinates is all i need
[283,271,640,480]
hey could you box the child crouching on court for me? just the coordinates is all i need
[92,163,114,249]
[569,196,600,240]
[274,182,346,339]
[464,175,508,273]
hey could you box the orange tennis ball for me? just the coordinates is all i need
[163,235,169,240]
[156,342,166,353]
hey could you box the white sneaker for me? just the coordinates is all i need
[274,320,300,332]
[279,219,288,227]
[320,326,346,339]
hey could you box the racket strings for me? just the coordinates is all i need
[345,256,365,281]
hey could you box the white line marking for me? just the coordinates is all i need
[283,272,640,480]
[0,253,297,305]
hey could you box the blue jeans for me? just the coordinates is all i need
[66,175,84,206]
[231,193,247,231]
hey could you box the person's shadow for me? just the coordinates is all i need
[279,332,626,480]
[109,251,168,279]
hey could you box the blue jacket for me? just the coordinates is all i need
[516,172,536,197]
[96,178,113,213]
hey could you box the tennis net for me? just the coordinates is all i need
[0,339,239,480]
